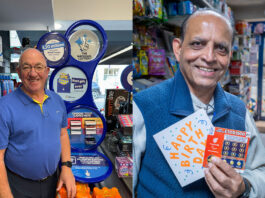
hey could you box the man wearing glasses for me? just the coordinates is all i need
[0,48,76,198]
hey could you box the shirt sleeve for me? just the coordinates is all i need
[0,103,10,149]
[133,101,146,197]
[241,110,265,197]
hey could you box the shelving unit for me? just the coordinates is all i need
[100,140,132,196]
[98,142,132,198]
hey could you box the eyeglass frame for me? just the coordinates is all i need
[20,63,47,73]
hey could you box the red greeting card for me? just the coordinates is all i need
[203,127,250,172]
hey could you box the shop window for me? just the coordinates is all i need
[93,65,128,113]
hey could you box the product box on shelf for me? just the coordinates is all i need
[119,135,132,152]
[115,156,132,177]
[148,49,166,75]
[229,60,243,76]
[105,89,129,131]
[235,21,248,35]
[118,114,133,135]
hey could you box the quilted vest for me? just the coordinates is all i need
[134,70,246,198]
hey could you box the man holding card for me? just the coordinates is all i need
[133,8,265,198]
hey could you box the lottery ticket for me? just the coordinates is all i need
[203,127,250,172]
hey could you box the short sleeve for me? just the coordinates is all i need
[0,104,10,149]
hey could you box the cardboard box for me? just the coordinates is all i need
[118,114,133,135]
[105,89,129,131]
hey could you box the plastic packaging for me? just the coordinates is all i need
[148,49,166,75]
[138,50,148,75]
[133,0,145,16]
[92,187,121,198]
[1,76,9,96]
[146,0,163,19]
[56,183,91,198]
[8,76,14,93]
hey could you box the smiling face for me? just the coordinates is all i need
[17,49,50,97]
[173,13,233,100]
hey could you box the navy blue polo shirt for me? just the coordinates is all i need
[0,87,67,180]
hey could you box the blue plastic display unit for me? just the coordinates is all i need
[36,32,70,68]
[41,20,111,183]
[49,20,108,111]
[71,150,112,183]
[120,65,133,92]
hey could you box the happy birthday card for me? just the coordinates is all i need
[153,109,214,187]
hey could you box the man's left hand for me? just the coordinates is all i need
[204,157,245,198]
[57,167,76,198]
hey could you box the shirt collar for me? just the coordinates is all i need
[16,86,51,105]
[169,70,231,122]
[191,92,214,116]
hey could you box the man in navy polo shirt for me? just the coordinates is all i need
[0,48,76,198]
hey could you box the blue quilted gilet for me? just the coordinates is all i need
[134,70,246,198]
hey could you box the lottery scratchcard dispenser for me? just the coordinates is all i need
[37,20,112,183]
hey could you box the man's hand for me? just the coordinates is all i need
[56,167,76,198]
[204,157,245,198]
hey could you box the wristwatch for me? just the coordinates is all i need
[61,161,72,168]
[239,177,251,198]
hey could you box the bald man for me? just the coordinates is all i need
[0,48,76,198]
[134,9,265,198]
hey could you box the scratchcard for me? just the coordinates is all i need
[203,127,250,173]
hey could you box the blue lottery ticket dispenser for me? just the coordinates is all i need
[37,20,112,183]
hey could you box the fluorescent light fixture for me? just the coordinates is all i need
[99,45,132,63]
[9,30,21,48]
[54,22,62,30]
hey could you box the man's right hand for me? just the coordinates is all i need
[204,156,245,198]
[0,149,13,198]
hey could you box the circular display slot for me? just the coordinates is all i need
[52,66,88,102]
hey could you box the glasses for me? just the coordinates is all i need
[21,64,47,73]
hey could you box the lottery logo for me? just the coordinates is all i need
[225,141,230,146]
[239,148,245,153]
[224,146,229,150]
[222,151,228,156]
[232,147,237,152]
[240,143,245,148]
[69,29,100,62]
[232,142,238,147]
[238,153,244,158]
[231,152,236,157]
[207,155,215,163]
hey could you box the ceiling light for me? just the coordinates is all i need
[54,22,62,30]
[99,45,132,63]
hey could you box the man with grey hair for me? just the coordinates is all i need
[0,48,76,198]
[134,9,265,198]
